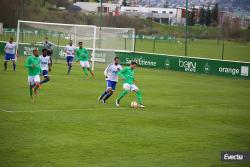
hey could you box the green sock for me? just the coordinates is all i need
[29,86,33,98]
[117,90,129,101]
[136,91,142,104]
[82,68,89,76]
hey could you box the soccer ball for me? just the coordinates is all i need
[131,101,138,108]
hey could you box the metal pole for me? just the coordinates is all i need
[74,27,77,45]
[222,31,224,60]
[98,0,103,49]
[150,0,153,35]
[153,37,156,53]
[55,33,61,64]
[133,32,136,52]
[221,14,225,60]
[185,0,188,56]
[21,0,24,43]
[16,20,20,55]
[125,38,127,50]
[22,0,24,19]
[99,0,103,28]
[92,26,97,71]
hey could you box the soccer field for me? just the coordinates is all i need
[135,39,250,62]
[0,57,249,167]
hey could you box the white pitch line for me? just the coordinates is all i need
[0,107,129,113]
[0,108,13,113]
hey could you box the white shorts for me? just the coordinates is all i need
[123,83,139,91]
[80,61,90,68]
[28,75,40,85]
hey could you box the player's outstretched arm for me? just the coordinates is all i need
[4,44,8,53]
[75,53,79,62]
[84,48,89,60]
[24,57,32,68]
[104,64,112,77]
[74,49,78,61]
[15,49,19,58]
[104,69,108,78]
[84,48,89,56]
[49,41,56,46]
[48,62,52,72]
[118,68,127,79]
[35,41,43,45]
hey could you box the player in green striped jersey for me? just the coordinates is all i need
[24,49,42,101]
[75,42,94,77]
[116,61,145,108]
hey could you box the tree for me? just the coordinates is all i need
[48,0,71,8]
[211,3,219,26]
[188,6,196,26]
[0,0,22,27]
[122,0,127,6]
[205,6,212,26]
[199,6,206,26]
[164,0,169,8]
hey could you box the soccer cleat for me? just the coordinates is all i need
[85,75,90,79]
[138,104,145,108]
[101,99,106,104]
[115,99,120,107]
[98,96,102,101]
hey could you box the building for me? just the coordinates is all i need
[176,6,208,25]
[74,2,119,15]
[176,7,187,24]
[121,6,177,24]
[127,0,140,7]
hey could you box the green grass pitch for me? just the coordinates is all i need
[135,39,250,62]
[0,57,250,167]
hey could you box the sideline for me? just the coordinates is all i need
[0,107,129,113]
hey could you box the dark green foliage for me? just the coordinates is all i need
[188,6,196,26]
[199,6,206,26]
[211,3,219,26]
[205,6,212,26]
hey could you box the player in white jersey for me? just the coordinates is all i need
[39,48,51,85]
[4,37,18,71]
[64,40,75,75]
[36,37,54,67]
[98,56,122,104]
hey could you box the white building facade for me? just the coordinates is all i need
[121,7,177,24]
[74,2,119,14]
